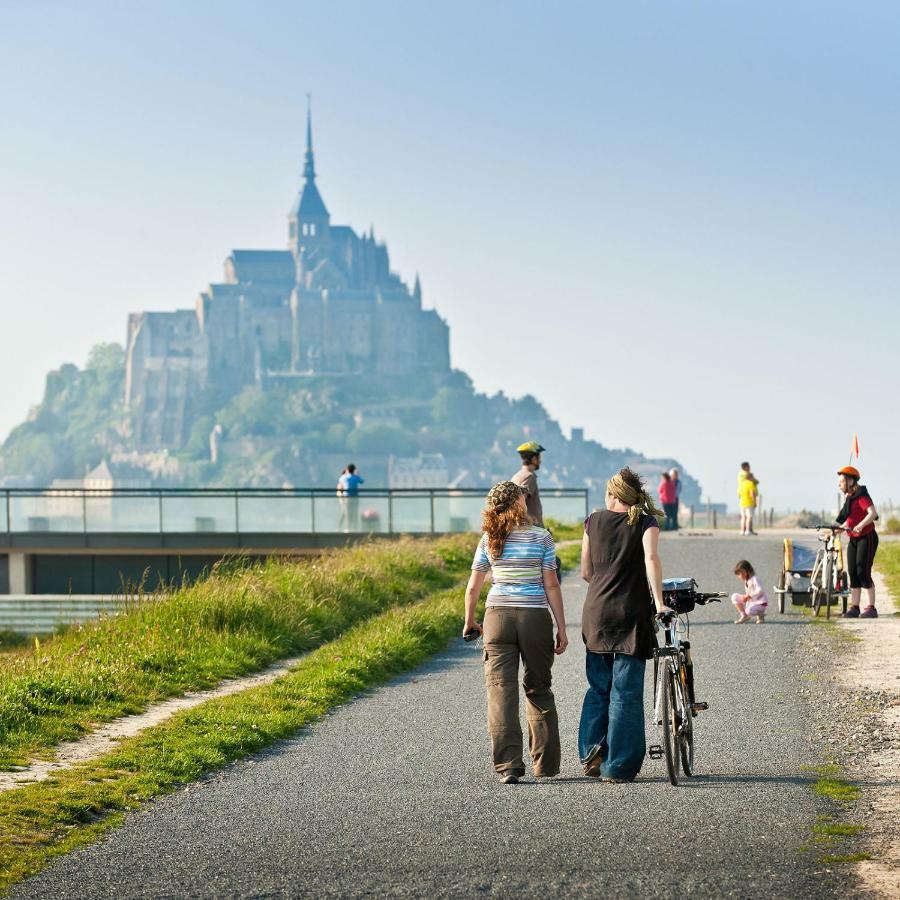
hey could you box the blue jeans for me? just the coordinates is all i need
[578,652,646,780]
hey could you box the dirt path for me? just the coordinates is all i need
[0,654,305,793]
[836,567,900,898]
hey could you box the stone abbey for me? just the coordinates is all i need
[125,110,451,449]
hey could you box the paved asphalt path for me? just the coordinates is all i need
[16,535,844,899]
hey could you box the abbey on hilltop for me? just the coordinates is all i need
[125,108,451,449]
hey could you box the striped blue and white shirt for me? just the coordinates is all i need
[471,526,557,609]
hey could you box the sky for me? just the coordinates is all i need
[1,0,898,511]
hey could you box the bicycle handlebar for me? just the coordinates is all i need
[696,592,725,603]
[804,524,843,531]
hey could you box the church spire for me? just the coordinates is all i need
[303,95,316,182]
[288,94,330,253]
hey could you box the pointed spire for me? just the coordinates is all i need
[413,274,422,304]
[303,94,316,182]
[290,94,329,227]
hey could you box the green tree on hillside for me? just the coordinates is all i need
[346,424,416,456]
[0,343,126,484]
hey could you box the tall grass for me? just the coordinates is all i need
[0,582,475,889]
[877,541,900,611]
[544,518,584,541]
[0,536,474,767]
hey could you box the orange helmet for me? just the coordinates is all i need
[837,465,860,479]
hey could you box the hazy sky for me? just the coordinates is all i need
[1,1,898,510]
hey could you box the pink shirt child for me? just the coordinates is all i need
[732,575,768,620]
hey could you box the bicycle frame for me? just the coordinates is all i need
[650,613,697,785]
[653,617,690,726]
[808,527,848,619]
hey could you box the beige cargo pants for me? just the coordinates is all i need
[482,605,561,778]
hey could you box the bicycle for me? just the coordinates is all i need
[648,578,725,786]
[804,525,849,619]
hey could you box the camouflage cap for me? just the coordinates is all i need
[517,440,546,455]
[486,481,525,511]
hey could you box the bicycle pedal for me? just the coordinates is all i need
[648,744,663,760]
[690,702,709,715]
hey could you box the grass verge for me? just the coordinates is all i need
[0,582,475,891]
[0,536,473,768]
[557,542,581,571]
[545,518,584,542]
[876,541,900,611]
[0,633,28,654]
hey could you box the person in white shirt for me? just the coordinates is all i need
[731,559,768,624]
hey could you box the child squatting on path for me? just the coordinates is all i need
[732,560,768,624]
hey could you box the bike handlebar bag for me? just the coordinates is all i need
[662,577,697,614]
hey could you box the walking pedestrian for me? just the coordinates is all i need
[669,468,681,530]
[835,466,880,618]
[511,440,546,526]
[731,560,768,624]
[658,471,678,532]
[336,463,364,531]
[579,467,670,782]
[737,462,759,535]
[463,481,568,784]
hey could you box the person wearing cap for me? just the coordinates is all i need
[737,462,760,536]
[512,440,546,526]
[834,466,880,618]
[463,481,568,784]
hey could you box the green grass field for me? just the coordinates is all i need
[545,518,584,541]
[0,536,473,768]
[876,541,900,610]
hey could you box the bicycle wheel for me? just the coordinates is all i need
[778,569,787,614]
[811,551,824,617]
[677,659,694,776]
[657,664,679,786]
[824,555,834,620]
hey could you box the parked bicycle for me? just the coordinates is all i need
[804,525,849,619]
[649,578,725,786]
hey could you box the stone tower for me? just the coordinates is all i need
[289,101,330,262]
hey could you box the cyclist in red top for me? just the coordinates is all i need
[834,466,879,618]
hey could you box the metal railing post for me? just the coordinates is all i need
[310,491,316,535]
[388,494,394,534]
[430,491,435,534]
[158,490,163,535]
[234,490,240,537]
[82,493,88,536]
[5,490,10,536]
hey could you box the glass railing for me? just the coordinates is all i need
[0,487,588,536]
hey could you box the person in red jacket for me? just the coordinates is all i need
[834,466,879,618]
[657,472,678,531]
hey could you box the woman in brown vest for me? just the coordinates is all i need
[578,467,670,782]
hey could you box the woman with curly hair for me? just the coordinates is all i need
[579,467,671,782]
[463,481,568,784]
